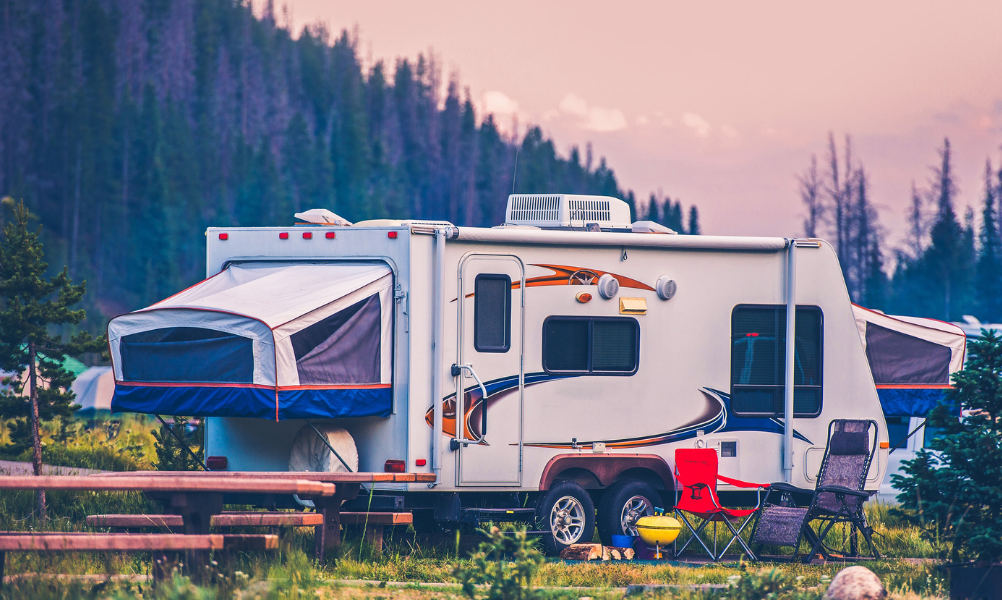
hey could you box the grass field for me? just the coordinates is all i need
[0,417,951,599]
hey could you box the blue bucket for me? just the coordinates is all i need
[610,534,635,548]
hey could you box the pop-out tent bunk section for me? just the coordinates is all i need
[107,263,393,420]
[852,304,966,420]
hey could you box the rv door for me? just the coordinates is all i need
[455,254,524,486]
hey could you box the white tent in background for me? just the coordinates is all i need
[71,366,115,414]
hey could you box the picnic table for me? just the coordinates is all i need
[92,471,436,559]
[0,475,334,581]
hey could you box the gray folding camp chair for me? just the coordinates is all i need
[749,419,880,562]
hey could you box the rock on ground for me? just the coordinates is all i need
[823,566,887,600]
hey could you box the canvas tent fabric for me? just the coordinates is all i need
[72,366,115,413]
[852,305,966,417]
[108,262,393,420]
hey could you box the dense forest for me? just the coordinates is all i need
[799,134,1002,322]
[0,0,699,326]
[3,0,998,329]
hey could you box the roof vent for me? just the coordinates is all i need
[504,194,632,230]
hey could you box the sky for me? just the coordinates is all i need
[268,0,1002,247]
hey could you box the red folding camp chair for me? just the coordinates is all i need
[674,448,768,560]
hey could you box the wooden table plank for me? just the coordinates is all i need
[221,534,278,550]
[87,514,182,528]
[87,512,324,528]
[94,471,437,483]
[0,476,335,496]
[0,533,224,551]
[340,512,413,525]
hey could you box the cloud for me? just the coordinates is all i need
[482,90,519,116]
[558,93,628,132]
[720,124,739,139]
[682,112,711,137]
[559,93,589,117]
[636,115,650,125]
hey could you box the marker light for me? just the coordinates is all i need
[206,456,228,470]
[575,292,592,303]
[326,231,336,239]
[302,232,313,239]
[279,232,289,239]
[218,233,229,240]
[746,333,759,337]
[384,459,405,473]
[387,231,398,239]
[415,459,427,467]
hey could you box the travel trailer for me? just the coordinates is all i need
[108,194,890,552]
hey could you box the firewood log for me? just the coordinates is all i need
[559,543,602,561]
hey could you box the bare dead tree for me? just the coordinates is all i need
[799,154,824,237]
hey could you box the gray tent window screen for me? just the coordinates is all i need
[474,274,511,352]
[543,317,639,375]
[730,305,823,417]
[291,294,381,384]
[120,327,253,383]
[865,323,951,385]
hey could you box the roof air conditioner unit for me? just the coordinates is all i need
[504,194,632,230]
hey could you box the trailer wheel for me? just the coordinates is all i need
[597,479,661,545]
[536,481,595,555]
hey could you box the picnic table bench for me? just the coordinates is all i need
[87,512,325,530]
[87,511,414,554]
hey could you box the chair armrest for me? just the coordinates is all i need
[716,474,768,489]
[816,485,870,498]
[766,482,812,494]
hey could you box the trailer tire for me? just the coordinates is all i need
[536,481,595,555]
[597,479,661,545]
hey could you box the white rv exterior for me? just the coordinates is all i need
[118,195,890,548]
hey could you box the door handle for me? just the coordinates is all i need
[451,363,489,442]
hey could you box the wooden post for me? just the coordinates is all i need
[312,483,359,562]
[171,491,223,578]
[363,525,384,554]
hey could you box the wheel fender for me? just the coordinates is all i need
[538,453,675,492]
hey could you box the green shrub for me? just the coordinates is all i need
[153,416,204,471]
[893,329,1002,563]
[454,527,544,600]
[721,564,823,600]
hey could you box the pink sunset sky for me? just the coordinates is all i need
[264,1,1002,249]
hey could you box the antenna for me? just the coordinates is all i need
[511,147,520,195]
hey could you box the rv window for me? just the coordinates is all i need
[543,317,639,375]
[474,274,512,352]
[730,305,823,417]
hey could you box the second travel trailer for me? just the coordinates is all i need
[106,194,889,551]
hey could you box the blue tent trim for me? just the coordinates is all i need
[112,385,275,418]
[278,387,391,420]
[877,387,951,417]
[111,385,392,420]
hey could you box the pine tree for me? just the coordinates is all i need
[687,206,700,235]
[981,159,1002,321]
[0,199,105,520]
[926,139,965,320]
